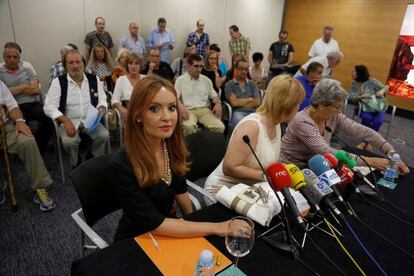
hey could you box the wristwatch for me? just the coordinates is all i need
[15,118,26,123]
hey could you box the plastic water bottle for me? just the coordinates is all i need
[384,153,400,182]
[195,249,215,276]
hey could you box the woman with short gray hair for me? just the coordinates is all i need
[280,79,409,175]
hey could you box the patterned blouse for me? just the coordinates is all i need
[280,108,393,167]
[348,78,388,112]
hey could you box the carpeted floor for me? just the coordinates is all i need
[0,106,413,276]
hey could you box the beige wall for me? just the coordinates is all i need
[284,0,414,111]
[0,0,285,92]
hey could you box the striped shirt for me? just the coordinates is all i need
[280,108,393,167]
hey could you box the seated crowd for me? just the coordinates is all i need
[0,17,410,244]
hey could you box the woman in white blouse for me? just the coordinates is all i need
[112,53,146,121]
[204,75,305,195]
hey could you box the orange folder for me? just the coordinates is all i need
[135,234,232,275]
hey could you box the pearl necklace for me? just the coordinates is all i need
[161,140,172,185]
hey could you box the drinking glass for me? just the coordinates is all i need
[225,216,255,273]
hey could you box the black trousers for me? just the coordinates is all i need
[19,102,53,153]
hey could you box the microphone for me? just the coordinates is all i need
[284,164,323,217]
[334,150,357,169]
[324,152,355,190]
[302,169,342,217]
[266,163,306,228]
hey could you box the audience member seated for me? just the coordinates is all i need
[204,75,305,195]
[141,48,174,82]
[308,25,340,58]
[44,49,109,169]
[249,52,267,90]
[186,19,210,57]
[109,75,250,241]
[119,22,146,58]
[175,54,224,136]
[228,25,251,61]
[86,43,113,93]
[280,79,410,175]
[0,81,55,211]
[0,42,53,154]
[294,50,343,79]
[84,16,113,61]
[146,17,175,64]
[209,44,228,76]
[50,43,78,85]
[295,61,323,111]
[349,64,389,152]
[0,42,38,75]
[170,44,196,80]
[112,53,145,122]
[111,48,131,86]
[201,50,223,93]
[267,30,294,81]
[225,58,260,131]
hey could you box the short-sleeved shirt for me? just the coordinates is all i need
[186,31,210,57]
[201,68,222,92]
[110,148,187,241]
[0,65,39,105]
[269,41,294,66]
[229,34,251,57]
[141,61,174,82]
[171,57,188,77]
[120,34,146,57]
[295,75,315,111]
[146,28,175,63]
[308,38,339,58]
[175,72,217,109]
[224,79,259,113]
[0,80,18,122]
[294,56,330,78]
[84,31,114,50]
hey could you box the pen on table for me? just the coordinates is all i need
[149,233,161,251]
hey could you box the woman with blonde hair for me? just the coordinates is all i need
[205,75,305,195]
[112,53,145,121]
[109,75,250,241]
[86,43,113,92]
[111,48,131,85]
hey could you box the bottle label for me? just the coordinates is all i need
[384,167,397,180]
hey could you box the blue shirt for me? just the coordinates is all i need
[186,31,210,57]
[120,34,146,57]
[295,75,315,111]
[146,28,175,63]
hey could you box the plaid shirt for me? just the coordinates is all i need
[228,34,251,58]
[186,31,210,57]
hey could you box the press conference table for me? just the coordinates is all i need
[71,172,414,276]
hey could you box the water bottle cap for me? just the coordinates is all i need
[391,153,401,162]
[200,249,213,263]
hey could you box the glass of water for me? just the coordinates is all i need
[225,216,255,273]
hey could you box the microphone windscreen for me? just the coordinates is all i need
[266,163,292,191]
[334,150,357,169]
[242,135,250,144]
[323,153,339,169]
[301,169,319,186]
[308,154,331,176]
[284,164,306,191]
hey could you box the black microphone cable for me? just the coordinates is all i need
[346,201,414,260]
[326,127,414,221]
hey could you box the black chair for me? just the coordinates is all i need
[70,153,120,257]
[184,130,227,207]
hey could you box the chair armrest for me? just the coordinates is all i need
[186,180,217,205]
[223,101,232,121]
[71,208,109,249]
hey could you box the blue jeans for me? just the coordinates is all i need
[360,111,386,132]
[230,110,252,131]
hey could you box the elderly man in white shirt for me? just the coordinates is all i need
[44,49,108,168]
[308,25,340,58]
[0,80,55,211]
[295,51,343,79]
[175,54,224,136]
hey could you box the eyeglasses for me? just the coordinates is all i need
[192,65,203,68]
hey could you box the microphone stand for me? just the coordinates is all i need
[0,105,18,211]
[242,135,300,260]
